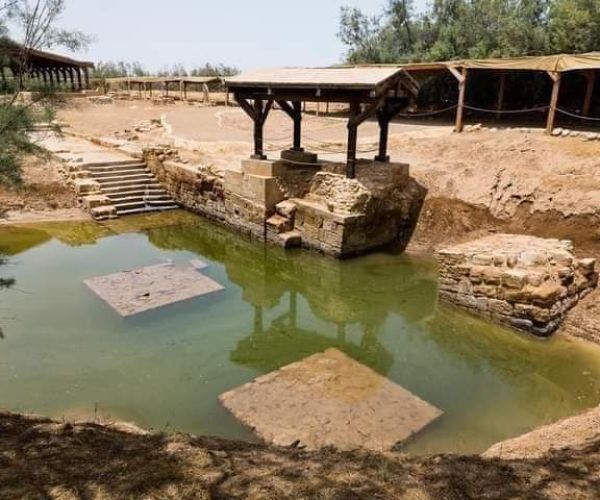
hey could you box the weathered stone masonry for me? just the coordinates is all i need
[146,149,426,258]
[437,235,598,336]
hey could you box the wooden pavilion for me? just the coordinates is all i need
[226,67,417,178]
[0,38,94,90]
[104,76,221,102]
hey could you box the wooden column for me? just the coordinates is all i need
[164,81,169,97]
[375,108,390,162]
[292,101,302,151]
[582,70,596,120]
[179,80,184,101]
[83,68,90,89]
[496,72,506,120]
[68,67,76,91]
[346,100,360,179]
[202,83,210,103]
[450,67,468,133]
[75,68,82,90]
[546,71,562,135]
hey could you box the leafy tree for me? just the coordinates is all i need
[338,0,598,64]
[0,1,89,185]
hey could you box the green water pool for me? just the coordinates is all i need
[1,211,599,455]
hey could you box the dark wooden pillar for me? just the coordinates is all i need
[76,68,82,90]
[582,70,596,120]
[291,101,303,151]
[375,108,390,162]
[41,68,48,86]
[346,100,360,179]
[496,72,506,120]
[48,68,55,86]
[236,95,273,160]
[68,67,76,91]
[84,67,90,89]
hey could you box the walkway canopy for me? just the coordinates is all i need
[104,75,221,101]
[226,67,417,178]
[373,53,600,133]
[0,37,94,90]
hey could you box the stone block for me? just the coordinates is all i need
[436,234,598,337]
[241,159,286,177]
[74,178,101,195]
[82,194,111,210]
[275,200,297,219]
[281,149,318,164]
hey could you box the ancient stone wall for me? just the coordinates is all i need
[437,235,598,336]
[146,150,426,258]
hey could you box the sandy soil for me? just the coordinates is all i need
[484,405,600,460]
[0,154,87,224]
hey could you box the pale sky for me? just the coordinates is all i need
[49,0,428,71]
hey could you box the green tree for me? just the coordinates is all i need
[0,0,89,185]
[548,0,600,53]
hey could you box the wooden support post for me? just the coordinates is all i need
[75,68,82,90]
[292,101,302,151]
[449,66,468,133]
[83,68,90,89]
[496,72,506,120]
[582,70,596,120]
[251,98,273,159]
[346,100,359,179]
[202,83,210,104]
[179,80,184,101]
[48,68,54,86]
[164,81,169,97]
[546,71,562,135]
[68,67,76,91]
[375,108,390,162]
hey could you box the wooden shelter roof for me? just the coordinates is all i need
[0,38,93,68]
[105,76,220,85]
[225,67,404,91]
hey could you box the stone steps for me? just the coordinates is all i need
[72,156,177,220]
[90,168,151,179]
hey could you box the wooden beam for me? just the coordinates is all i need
[454,67,469,133]
[546,71,562,135]
[348,96,386,129]
[496,72,506,120]
[275,100,303,151]
[235,96,257,121]
[582,70,596,119]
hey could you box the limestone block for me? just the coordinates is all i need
[241,159,286,177]
[242,174,286,211]
[74,178,101,195]
[278,230,302,249]
[281,149,318,164]
[275,200,297,219]
[436,234,599,337]
[82,194,111,210]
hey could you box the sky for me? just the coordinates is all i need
[49,0,428,71]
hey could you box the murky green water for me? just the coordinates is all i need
[1,211,599,455]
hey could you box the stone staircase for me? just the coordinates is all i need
[77,159,178,220]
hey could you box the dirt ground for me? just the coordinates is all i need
[0,153,87,224]
[1,410,598,500]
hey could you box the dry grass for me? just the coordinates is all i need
[1,411,599,499]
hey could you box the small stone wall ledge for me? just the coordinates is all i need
[436,234,598,336]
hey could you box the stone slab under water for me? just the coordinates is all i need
[219,348,443,452]
[84,261,223,317]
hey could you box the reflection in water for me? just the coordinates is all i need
[1,212,600,455]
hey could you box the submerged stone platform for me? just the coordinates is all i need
[85,261,222,316]
[437,234,598,336]
[219,348,442,452]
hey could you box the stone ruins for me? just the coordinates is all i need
[437,234,598,336]
[147,150,426,258]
